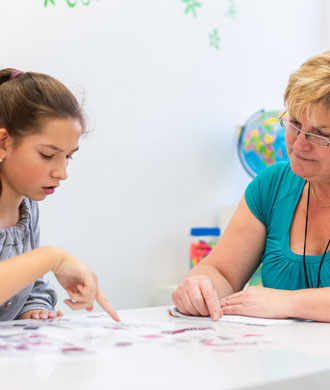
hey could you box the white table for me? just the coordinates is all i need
[1,306,330,390]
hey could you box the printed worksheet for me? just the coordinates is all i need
[0,310,277,360]
[168,307,297,326]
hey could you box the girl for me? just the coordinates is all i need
[0,68,119,322]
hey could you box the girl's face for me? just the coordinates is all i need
[285,109,330,183]
[1,118,82,201]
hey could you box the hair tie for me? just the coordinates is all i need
[10,70,24,80]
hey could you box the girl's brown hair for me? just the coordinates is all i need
[0,68,85,142]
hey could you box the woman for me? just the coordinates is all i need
[172,51,330,322]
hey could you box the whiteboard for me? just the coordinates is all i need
[0,0,326,312]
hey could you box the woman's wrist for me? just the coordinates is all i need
[284,289,304,319]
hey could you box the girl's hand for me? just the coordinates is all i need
[18,309,63,320]
[172,275,222,320]
[52,249,120,322]
[220,286,291,319]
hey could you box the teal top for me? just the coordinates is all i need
[245,162,330,290]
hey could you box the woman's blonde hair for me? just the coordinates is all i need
[284,51,330,126]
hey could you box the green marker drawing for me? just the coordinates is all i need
[182,0,201,18]
[44,0,97,7]
[209,29,220,50]
[66,0,77,7]
[44,0,55,7]
[226,0,238,19]
[66,0,93,6]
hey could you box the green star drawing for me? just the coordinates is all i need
[44,0,55,7]
[182,0,202,18]
[226,0,238,19]
[209,29,220,50]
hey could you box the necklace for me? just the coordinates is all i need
[303,182,330,288]
[310,181,330,208]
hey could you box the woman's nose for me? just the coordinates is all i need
[294,131,312,150]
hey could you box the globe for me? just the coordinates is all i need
[238,109,289,177]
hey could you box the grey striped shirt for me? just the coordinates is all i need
[0,198,57,321]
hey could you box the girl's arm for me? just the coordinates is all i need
[172,195,267,320]
[0,246,120,321]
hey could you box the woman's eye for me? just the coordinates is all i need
[66,155,73,160]
[40,153,53,159]
[318,132,330,138]
[290,120,301,127]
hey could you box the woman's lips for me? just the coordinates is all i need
[293,151,315,161]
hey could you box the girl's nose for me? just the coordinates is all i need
[52,160,68,180]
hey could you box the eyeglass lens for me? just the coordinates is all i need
[280,118,329,147]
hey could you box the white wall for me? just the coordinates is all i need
[0,0,326,313]
[323,0,330,48]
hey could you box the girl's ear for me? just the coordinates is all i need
[0,128,13,159]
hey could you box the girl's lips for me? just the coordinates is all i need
[43,187,56,195]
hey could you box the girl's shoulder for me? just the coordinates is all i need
[23,198,40,229]
[23,198,39,216]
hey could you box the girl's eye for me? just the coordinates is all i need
[40,153,54,159]
[66,155,73,160]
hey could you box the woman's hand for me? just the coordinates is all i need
[220,286,291,319]
[172,275,222,320]
[18,309,63,320]
[52,249,120,322]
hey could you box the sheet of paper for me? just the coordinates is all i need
[0,312,279,361]
[168,307,297,326]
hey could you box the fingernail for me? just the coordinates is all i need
[212,312,220,321]
[40,313,47,319]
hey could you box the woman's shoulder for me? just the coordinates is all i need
[253,162,302,192]
[257,161,295,180]
[245,162,303,225]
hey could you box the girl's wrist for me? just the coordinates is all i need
[42,246,67,274]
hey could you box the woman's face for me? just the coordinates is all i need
[0,118,82,202]
[285,108,330,183]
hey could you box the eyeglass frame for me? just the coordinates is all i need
[279,111,330,148]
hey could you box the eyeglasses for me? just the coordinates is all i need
[279,112,330,148]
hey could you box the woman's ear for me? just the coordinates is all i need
[0,128,13,159]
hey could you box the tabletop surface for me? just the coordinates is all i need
[1,306,330,390]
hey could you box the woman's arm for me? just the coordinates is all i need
[172,195,266,319]
[219,285,330,322]
[290,288,330,322]
[0,246,120,321]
